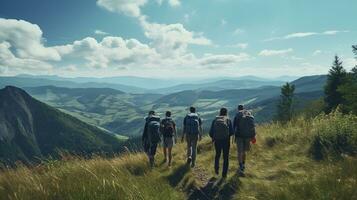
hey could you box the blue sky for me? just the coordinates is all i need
[0,0,356,78]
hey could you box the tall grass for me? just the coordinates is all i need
[0,153,184,200]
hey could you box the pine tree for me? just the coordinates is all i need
[324,55,347,113]
[276,82,295,122]
[339,46,357,114]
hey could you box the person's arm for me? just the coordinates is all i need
[173,121,178,140]
[142,122,148,142]
[209,120,215,141]
[228,119,234,136]
[198,117,203,140]
[233,115,237,133]
[181,117,186,142]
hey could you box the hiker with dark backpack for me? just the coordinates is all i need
[233,105,256,176]
[181,106,202,168]
[209,107,234,178]
[160,111,177,167]
[142,111,161,167]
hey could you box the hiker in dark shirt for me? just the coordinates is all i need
[160,111,177,167]
[233,105,256,176]
[181,106,202,168]
[209,107,234,178]
[142,110,161,167]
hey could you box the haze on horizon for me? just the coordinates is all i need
[0,0,356,79]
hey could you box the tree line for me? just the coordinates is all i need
[276,45,357,122]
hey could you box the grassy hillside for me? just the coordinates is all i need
[1,112,356,199]
[0,86,124,165]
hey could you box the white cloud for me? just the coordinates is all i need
[259,48,293,56]
[140,20,211,57]
[0,18,61,61]
[322,30,349,35]
[156,0,180,7]
[94,29,109,35]
[233,28,244,35]
[168,0,180,7]
[345,58,357,69]
[265,30,350,41]
[284,32,317,39]
[0,41,52,71]
[96,0,210,58]
[313,50,322,56]
[96,0,147,18]
[229,43,248,49]
[199,53,251,66]
[57,36,160,68]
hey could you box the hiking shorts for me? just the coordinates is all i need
[236,138,251,154]
[163,137,174,148]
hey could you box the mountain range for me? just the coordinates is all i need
[1,75,299,94]
[19,75,326,137]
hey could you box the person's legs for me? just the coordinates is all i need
[168,147,172,166]
[186,136,192,163]
[222,139,230,178]
[236,138,245,173]
[191,136,198,167]
[214,141,222,175]
[163,146,167,162]
[149,144,158,167]
[242,139,251,170]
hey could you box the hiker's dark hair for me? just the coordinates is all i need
[238,105,244,111]
[148,110,155,115]
[190,106,196,113]
[166,111,171,117]
[220,107,228,116]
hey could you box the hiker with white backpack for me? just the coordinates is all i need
[233,105,256,177]
[160,111,177,167]
[181,106,202,168]
[209,107,234,178]
[142,111,161,167]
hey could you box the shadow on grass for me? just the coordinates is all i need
[166,164,191,187]
[187,174,241,200]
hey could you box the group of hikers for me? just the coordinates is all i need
[142,105,256,177]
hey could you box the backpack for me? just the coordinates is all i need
[237,111,256,138]
[185,114,200,135]
[148,120,161,144]
[213,116,230,140]
[162,118,175,137]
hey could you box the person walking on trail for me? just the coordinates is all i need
[209,107,234,178]
[142,111,161,168]
[233,105,256,176]
[160,111,177,167]
[181,106,203,168]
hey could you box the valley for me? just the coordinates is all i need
[4,75,325,137]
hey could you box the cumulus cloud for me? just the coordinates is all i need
[96,0,147,17]
[96,0,210,57]
[140,19,211,57]
[0,18,60,61]
[259,48,293,56]
[0,41,52,71]
[57,36,160,68]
